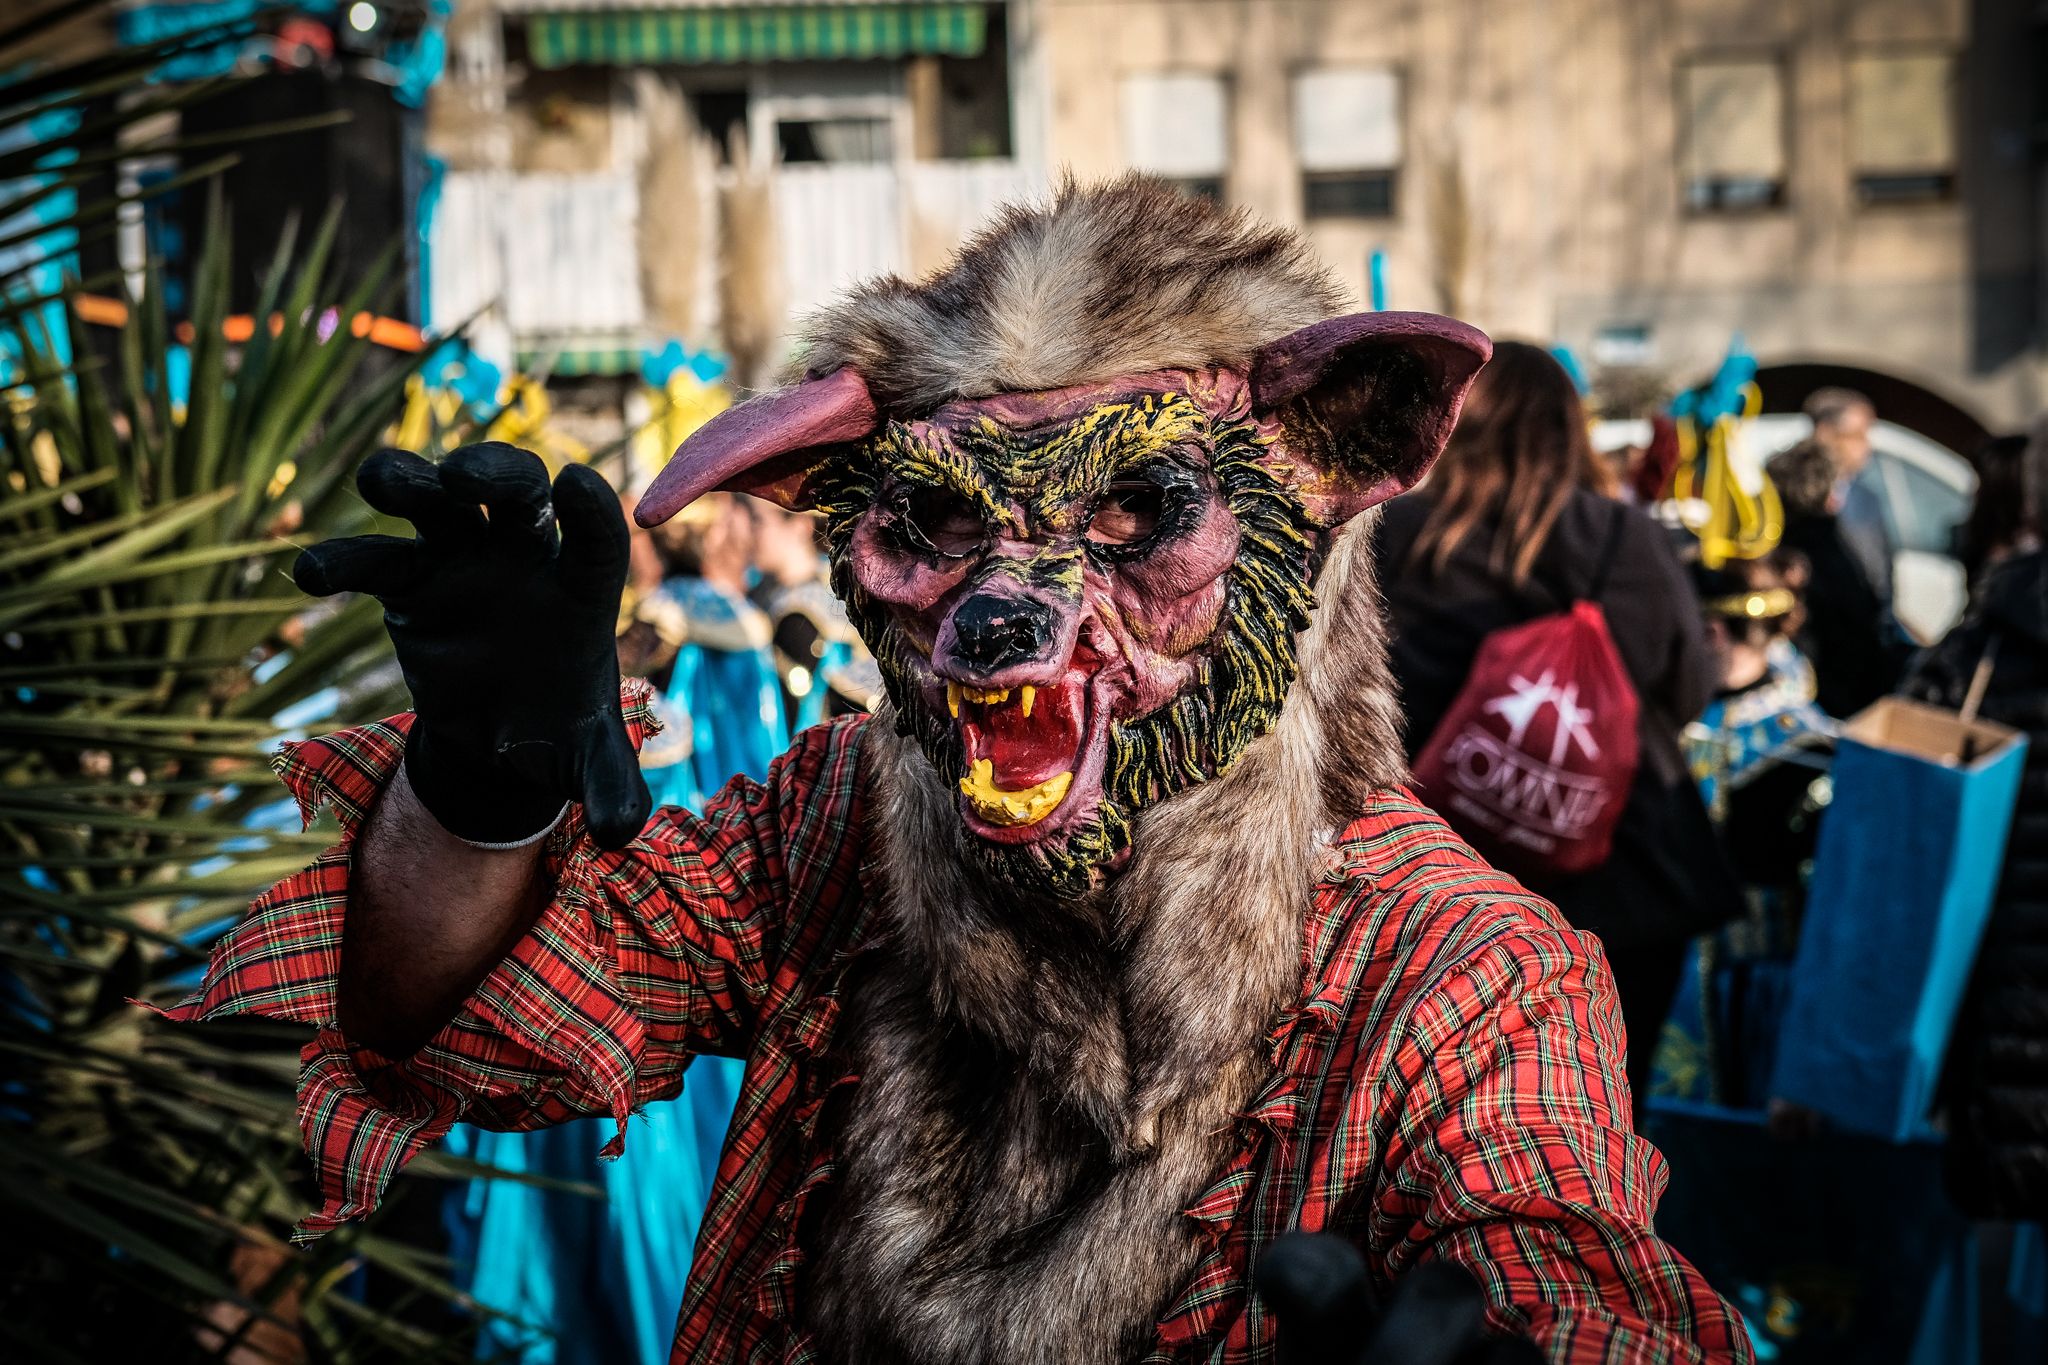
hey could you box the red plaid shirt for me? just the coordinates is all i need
[165,685,1751,1364]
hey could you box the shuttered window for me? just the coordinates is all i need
[1120,73,1228,201]
[1679,58,1787,211]
[1292,68,1401,219]
[1848,52,1956,204]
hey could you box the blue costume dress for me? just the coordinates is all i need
[1658,639,1834,1108]
[758,572,861,733]
[446,578,787,1365]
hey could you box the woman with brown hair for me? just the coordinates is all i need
[1373,341,1739,1121]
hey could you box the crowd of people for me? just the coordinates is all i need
[1381,349,2047,1359]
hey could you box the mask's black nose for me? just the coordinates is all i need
[949,593,1056,672]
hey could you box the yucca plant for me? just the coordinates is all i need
[0,7,550,1361]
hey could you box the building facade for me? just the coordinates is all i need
[419,0,2042,439]
[425,0,1039,393]
[1026,0,2043,436]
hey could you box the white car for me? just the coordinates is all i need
[1593,416,1977,644]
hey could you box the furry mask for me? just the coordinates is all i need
[639,178,1489,893]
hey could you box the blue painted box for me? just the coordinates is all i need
[1769,697,2029,1143]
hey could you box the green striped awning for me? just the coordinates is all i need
[518,344,645,376]
[526,4,990,67]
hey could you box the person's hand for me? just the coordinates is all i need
[1256,1232,1543,1365]
[294,443,650,848]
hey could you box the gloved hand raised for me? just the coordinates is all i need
[293,443,651,849]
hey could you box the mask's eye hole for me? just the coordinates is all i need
[1086,481,1165,547]
[897,486,985,558]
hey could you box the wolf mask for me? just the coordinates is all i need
[637,178,1490,895]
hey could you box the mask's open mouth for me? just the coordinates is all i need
[946,676,1102,841]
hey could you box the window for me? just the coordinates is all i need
[749,71,903,169]
[929,11,1014,160]
[1292,68,1401,219]
[776,117,892,164]
[689,89,749,165]
[1120,73,1228,201]
[1592,322,1657,367]
[1678,58,1787,211]
[1848,52,1956,204]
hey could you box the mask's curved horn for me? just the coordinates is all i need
[634,367,879,526]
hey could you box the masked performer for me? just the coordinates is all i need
[167,180,1747,1363]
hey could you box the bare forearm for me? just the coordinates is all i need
[338,769,552,1055]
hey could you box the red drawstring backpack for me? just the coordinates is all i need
[1410,507,1639,879]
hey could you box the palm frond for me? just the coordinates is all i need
[1,6,505,1356]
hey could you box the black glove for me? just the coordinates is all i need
[293,443,651,849]
[1257,1232,1544,1365]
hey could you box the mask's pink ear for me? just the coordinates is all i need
[634,367,879,526]
[1250,312,1491,528]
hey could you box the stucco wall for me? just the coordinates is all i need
[1032,0,2040,431]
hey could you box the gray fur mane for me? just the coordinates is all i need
[798,174,1346,416]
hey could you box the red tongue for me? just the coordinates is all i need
[961,681,1085,787]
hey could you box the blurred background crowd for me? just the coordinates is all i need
[3,0,2047,1362]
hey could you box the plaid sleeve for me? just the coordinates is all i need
[1374,916,1755,1364]
[158,681,870,1240]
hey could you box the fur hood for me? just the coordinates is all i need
[796,174,1348,414]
